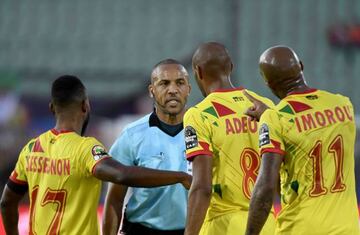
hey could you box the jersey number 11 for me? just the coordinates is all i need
[309,135,346,197]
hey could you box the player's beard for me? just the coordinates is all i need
[81,113,90,136]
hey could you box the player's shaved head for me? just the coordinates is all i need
[51,75,87,109]
[259,46,303,85]
[192,42,232,78]
[191,42,234,97]
[259,46,309,99]
[151,58,188,84]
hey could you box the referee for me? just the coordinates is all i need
[102,59,191,235]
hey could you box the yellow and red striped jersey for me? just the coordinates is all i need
[259,89,359,235]
[9,129,110,235]
[184,87,275,234]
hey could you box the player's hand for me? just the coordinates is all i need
[181,173,192,190]
[243,90,269,121]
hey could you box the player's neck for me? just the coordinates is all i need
[206,76,235,95]
[284,77,310,97]
[54,114,83,135]
[156,109,184,125]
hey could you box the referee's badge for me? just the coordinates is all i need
[185,126,198,150]
[91,145,108,161]
[259,123,270,147]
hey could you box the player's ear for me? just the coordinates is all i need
[49,102,55,115]
[300,61,304,71]
[81,99,88,113]
[195,65,203,80]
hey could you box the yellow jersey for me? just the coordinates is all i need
[259,89,359,235]
[9,129,110,235]
[184,87,275,234]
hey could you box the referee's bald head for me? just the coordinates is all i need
[151,59,188,84]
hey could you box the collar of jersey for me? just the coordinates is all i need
[212,86,244,93]
[51,128,75,135]
[287,88,318,96]
[149,112,183,137]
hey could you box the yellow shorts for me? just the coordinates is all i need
[199,211,276,235]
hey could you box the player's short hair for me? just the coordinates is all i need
[51,75,86,108]
[153,58,182,69]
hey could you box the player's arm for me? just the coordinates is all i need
[102,183,128,235]
[184,155,212,235]
[93,157,191,189]
[0,183,27,235]
[243,90,270,121]
[245,152,283,235]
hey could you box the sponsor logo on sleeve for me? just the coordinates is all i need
[259,123,270,147]
[91,145,108,161]
[185,126,198,150]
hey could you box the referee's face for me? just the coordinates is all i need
[150,64,191,116]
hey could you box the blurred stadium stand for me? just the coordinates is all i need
[0,0,232,101]
[0,0,360,232]
[0,0,359,105]
[235,0,360,105]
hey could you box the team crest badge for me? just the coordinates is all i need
[185,126,198,150]
[91,145,108,161]
[259,123,270,147]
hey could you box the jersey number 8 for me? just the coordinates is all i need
[240,148,260,200]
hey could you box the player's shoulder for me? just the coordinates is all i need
[76,135,105,151]
[282,88,352,107]
[20,137,38,155]
[244,89,264,99]
[22,130,51,152]
[187,91,232,113]
[75,136,109,162]
[245,89,275,107]
[317,89,352,104]
[184,102,206,121]
[193,94,215,110]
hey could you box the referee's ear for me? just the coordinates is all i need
[148,84,154,98]
[49,102,55,115]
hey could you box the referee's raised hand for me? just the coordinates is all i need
[243,90,270,121]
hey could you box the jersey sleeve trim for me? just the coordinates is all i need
[261,148,286,156]
[9,171,27,185]
[186,150,213,161]
[91,156,112,175]
[7,179,28,195]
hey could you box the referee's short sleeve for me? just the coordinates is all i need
[109,129,134,166]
